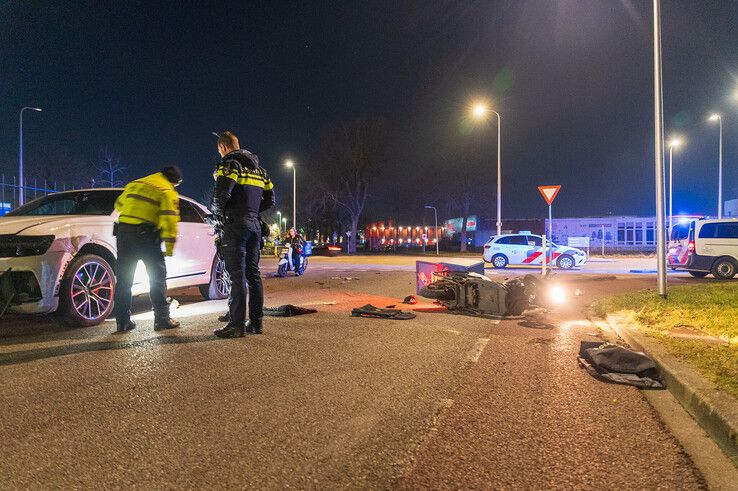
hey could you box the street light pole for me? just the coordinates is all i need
[667,138,681,235]
[285,160,297,229]
[709,114,723,218]
[19,106,43,206]
[653,0,667,298]
[425,205,439,255]
[277,211,282,235]
[494,110,502,236]
[470,103,502,236]
[669,143,673,235]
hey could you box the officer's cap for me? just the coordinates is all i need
[162,166,183,186]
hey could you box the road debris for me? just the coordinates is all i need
[351,304,416,320]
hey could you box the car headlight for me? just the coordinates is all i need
[0,235,55,257]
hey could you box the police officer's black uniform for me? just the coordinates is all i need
[211,149,275,337]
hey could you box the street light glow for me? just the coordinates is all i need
[669,137,682,148]
[709,113,720,121]
[471,102,488,119]
[285,159,294,168]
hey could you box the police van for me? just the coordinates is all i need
[670,218,738,279]
[482,233,587,269]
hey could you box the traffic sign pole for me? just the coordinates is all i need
[548,203,553,267]
[537,185,561,276]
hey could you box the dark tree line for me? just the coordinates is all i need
[294,117,494,252]
[299,118,389,254]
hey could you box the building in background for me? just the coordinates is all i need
[364,220,442,250]
[725,199,738,217]
[545,215,703,251]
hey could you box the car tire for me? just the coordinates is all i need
[491,254,508,269]
[688,270,709,278]
[199,256,230,300]
[58,254,116,327]
[711,257,737,280]
[557,254,575,270]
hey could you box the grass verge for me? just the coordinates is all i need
[591,282,738,399]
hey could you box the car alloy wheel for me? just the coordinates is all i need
[70,260,114,321]
[557,255,574,270]
[214,258,231,297]
[492,254,508,269]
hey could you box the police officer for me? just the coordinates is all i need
[113,166,183,333]
[211,131,275,337]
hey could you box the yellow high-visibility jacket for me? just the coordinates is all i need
[114,172,180,255]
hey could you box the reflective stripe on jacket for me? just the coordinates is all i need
[211,149,275,222]
[114,172,180,245]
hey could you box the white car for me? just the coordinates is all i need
[0,189,229,326]
[482,233,587,270]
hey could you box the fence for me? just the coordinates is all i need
[0,175,83,215]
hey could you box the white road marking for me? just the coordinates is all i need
[466,337,490,363]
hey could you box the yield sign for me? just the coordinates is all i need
[538,185,561,205]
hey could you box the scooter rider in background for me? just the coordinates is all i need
[211,131,275,338]
[113,166,183,333]
[284,227,305,274]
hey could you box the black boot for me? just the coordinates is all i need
[115,320,136,334]
[214,324,245,338]
[218,312,230,322]
[154,318,181,331]
[246,319,263,335]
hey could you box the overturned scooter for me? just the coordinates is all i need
[419,271,564,318]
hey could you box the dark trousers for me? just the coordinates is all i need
[114,224,169,324]
[221,218,263,326]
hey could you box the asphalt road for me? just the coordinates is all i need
[0,256,709,489]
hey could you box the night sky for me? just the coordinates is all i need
[2,0,737,223]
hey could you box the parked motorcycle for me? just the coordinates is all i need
[276,241,312,277]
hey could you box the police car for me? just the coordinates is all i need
[482,233,587,269]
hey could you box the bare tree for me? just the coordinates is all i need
[96,147,127,187]
[315,118,388,254]
[442,140,491,252]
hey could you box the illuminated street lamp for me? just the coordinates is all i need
[708,114,723,218]
[469,101,502,236]
[19,106,43,205]
[285,160,296,229]
[667,137,683,234]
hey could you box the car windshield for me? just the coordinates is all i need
[6,190,122,216]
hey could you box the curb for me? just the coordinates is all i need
[605,313,738,468]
